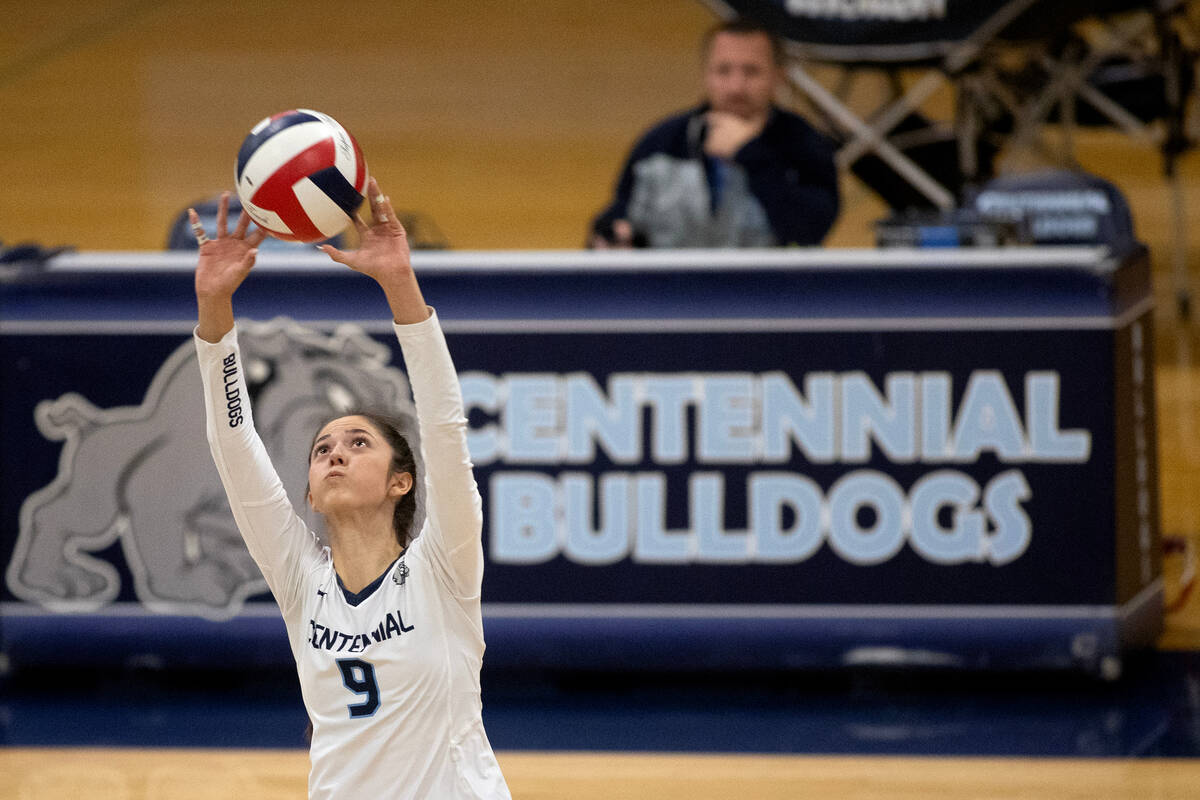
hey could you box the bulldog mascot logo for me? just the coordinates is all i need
[7,320,416,620]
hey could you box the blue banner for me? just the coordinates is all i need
[0,249,1163,672]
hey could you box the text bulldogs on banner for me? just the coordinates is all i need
[473,369,1088,567]
[440,322,1128,612]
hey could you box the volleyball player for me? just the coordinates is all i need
[190,179,511,799]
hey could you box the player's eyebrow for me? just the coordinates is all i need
[312,429,372,448]
[312,428,376,447]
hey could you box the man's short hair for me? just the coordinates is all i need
[701,18,786,67]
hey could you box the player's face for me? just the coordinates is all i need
[307,415,409,515]
[703,32,779,120]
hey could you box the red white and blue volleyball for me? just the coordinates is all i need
[235,109,367,243]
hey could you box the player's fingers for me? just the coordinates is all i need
[368,177,399,228]
[319,244,351,265]
[216,192,230,237]
[371,191,388,225]
[240,248,258,273]
[233,208,252,238]
[188,209,210,246]
[246,227,267,248]
[353,213,369,234]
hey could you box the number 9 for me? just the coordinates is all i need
[336,658,380,718]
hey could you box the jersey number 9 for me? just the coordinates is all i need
[336,658,381,718]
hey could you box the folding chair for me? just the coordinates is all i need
[955,0,1197,313]
[703,0,1198,312]
[702,0,1062,209]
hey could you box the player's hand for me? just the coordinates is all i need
[319,177,412,289]
[703,111,766,159]
[191,192,267,302]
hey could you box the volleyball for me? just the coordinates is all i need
[234,109,368,243]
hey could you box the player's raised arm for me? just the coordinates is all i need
[192,192,267,342]
[191,193,316,614]
[320,178,484,595]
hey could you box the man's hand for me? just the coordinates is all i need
[590,219,634,249]
[703,111,766,160]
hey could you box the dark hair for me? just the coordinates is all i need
[308,409,418,548]
[701,19,785,67]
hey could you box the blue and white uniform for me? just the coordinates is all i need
[196,310,510,799]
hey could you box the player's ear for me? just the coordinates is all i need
[388,471,413,498]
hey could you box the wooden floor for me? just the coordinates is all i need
[2,749,1200,800]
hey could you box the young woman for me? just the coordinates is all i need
[191,180,511,799]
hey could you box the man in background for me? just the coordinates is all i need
[590,19,839,248]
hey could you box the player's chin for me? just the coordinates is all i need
[312,487,351,510]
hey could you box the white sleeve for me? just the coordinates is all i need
[394,309,484,598]
[195,326,322,617]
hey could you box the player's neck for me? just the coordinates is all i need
[326,517,403,594]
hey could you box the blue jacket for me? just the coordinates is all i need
[592,104,839,247]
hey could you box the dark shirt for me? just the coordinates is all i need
[592,104,839,247]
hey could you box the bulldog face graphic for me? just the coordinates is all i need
[7,320,417,620]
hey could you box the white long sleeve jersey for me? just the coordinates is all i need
[196,310,510,800]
